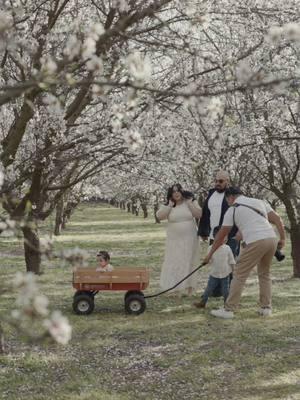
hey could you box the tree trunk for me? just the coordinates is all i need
[62,215,67,230]
[22,226,41,274]
[279,194,300,277]
[290,226,300,278]
[127,203,131,213]
[0,323,5,354]
[62,200,79,229]
[141,203,148,218]
[54,197,64,236]
[154,203,160,223]
[132,203,137,215]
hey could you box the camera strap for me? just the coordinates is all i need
[232,203,267,226]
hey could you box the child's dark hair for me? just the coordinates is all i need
[213,226,221,238]
[97,250,110,261]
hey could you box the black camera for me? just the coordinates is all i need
[274,248,285,262]
[182,190,195,200]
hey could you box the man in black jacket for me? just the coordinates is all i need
[194,171,238,308]
[198,170,238,256]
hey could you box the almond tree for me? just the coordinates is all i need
[0,0,195,273]
[1,0,300,275]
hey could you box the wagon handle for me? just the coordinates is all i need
[144,262,207,299]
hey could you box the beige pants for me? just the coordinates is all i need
[225,238,278,311]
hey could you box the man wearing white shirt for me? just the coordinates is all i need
[204,187,286,319]
[198,170,239,256]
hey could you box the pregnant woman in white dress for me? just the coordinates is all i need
[156,184,202,296]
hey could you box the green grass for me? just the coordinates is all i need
[0,203,299,400]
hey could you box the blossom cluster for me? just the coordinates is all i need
[11,272,72,345]
[62,247,89,268]
[266,23,300,43]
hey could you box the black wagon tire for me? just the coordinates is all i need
[124,290,143,301]
[73,293,95,315]
[125,294,146,315]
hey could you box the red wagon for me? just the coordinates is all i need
[72,267,150,315]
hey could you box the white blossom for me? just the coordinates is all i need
[206,97,223,119]
[14,271,36,290]
[11,309,21,319]
[0,222,7,230]
[43,311,72,345]
[236,60,252,83]
[65,73,76,85]
[10,272,72,343]
[126,51,152,83]
[14,272,38,308]
[184,3,197,17]
[197,14,211,29]
[265,26,283,43]
[123,130,144,150]
[82,37,96,59]
[88,23,104,40]
[111,107,125,132]
[86,55,103,72]
[43,94,62,114]
[63,247,89,267]
[64,35,81,60]
[266,23,300,43]
[0,11,12,33]
[33,294,49,316]
[283,22,300,41]
[182,95,198,109]
[5,218,16,229]
[91,84,103,96]
[41,57,57,75]
[272,81,289,95]
[40,235,53,252]
[112,0,130,12]
[0,218,16,236]
[111,117,123,132]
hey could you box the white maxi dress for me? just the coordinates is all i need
[156,201,201,292]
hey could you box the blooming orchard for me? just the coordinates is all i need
[0,0,300,348]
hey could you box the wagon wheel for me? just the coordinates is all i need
[124,290,143,301]
[74,291,97,298]
[73,293,95,315]
[125,293,146,315]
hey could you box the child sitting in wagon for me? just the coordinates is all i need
[96,250,114,272]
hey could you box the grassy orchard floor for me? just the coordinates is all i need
[0,203,300,400]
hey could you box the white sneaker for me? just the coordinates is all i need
[257,307,272,317]
[210,308,234,319]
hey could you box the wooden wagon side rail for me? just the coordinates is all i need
[73,267,150,291]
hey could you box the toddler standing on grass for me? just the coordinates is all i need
[96,251,114,272]
[194,227,236,308]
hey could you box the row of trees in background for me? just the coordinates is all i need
[0,0,300,277]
